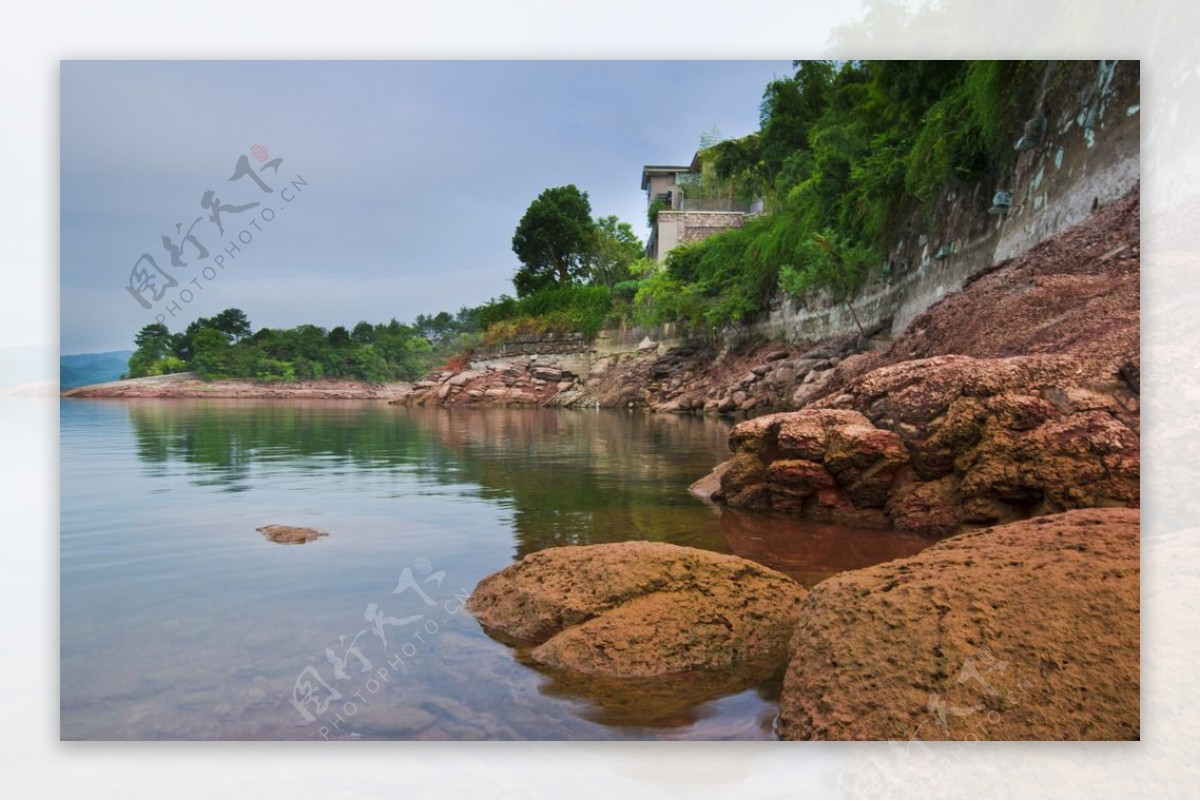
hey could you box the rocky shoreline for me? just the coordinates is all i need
[66,188,1142,741]
[400,189,1141,540]
[67,190,1141,421]
[389,331,875,414]
[468,509,1138,740]
[61,371,411,400]
[392,189,1139,429]
[465,189,1140,741]
[66,191,1140,545]
[699,189,1139,536]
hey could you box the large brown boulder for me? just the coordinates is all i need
[466,541,807,677]
[777,508,1139,741]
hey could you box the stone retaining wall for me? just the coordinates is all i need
[756,60,1139,347]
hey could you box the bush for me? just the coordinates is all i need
[632,266,711,330]
[779,230,881,336]
[476,284,614,341]
[144,355,187,376]
[611,279,641,302]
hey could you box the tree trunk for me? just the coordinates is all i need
[844,298,867,339]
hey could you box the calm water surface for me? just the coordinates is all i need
[61,399,930,740]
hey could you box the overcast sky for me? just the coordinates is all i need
[60,60,793,353]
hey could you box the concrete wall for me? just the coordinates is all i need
[758,60,1140,347]
[645,173,679,203]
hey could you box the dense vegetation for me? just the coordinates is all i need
[125,309,437,382]
[480,60,1044,339]
[631,60,1044,330]
[125,61,1046,383]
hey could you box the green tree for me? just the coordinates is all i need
[127,322,173,377]
[778,231,879,337]
[351,321,375,344]
[134,322,171,356]
[413,311,454,344]
[171,317,213,362]
[586,215,643,288]
[211,308,252,342]
[758,61,834,184]
[327,326,351,348]
[352,343,389,383]
[191,328,230,379]
[511,184,595,297]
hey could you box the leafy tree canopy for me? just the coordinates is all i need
[587,215,643,289]
[126,311,436,383]
[511,184,595,297]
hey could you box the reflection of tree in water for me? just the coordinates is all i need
[127,401,448,492]
[127,401,940,582]
[126,402,734,555]
[415,408,734,558]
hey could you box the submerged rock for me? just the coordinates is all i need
[466,541,806,678]
[255,524,328,545]
[777,508,1139,741]
[533,660,780,730]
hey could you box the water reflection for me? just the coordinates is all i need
[64,399,936,740]
[718,508,932,586]
[530,654,784,730]
[126,400,737,560]
[124,400,931,584]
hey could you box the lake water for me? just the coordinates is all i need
[60,399,932,740]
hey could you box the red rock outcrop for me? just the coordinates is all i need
[391,362,579,408]
[702,190,1140,535]
[777,508,1139,741]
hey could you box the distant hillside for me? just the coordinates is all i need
[60,350,132,390]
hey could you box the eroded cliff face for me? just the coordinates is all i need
[702,189,1139,536]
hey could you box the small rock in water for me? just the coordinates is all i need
[256,524,328,545]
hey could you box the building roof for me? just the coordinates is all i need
[640,164,693,191]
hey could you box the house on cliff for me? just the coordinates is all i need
[641,152,762,260]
